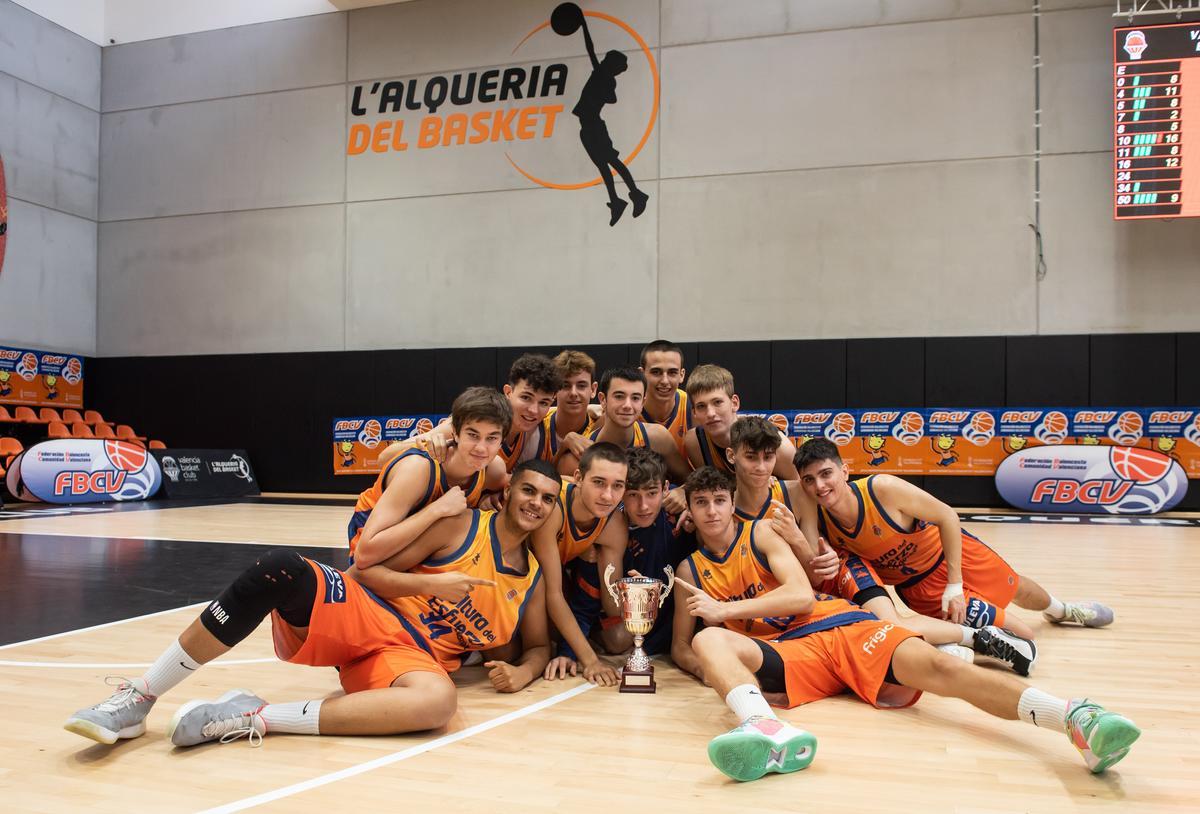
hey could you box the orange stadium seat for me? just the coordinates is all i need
[71,422,96,439]
[148,440,166,449]
[15,406,38,422]
[0,406,12,421]
[62,409,84,424]
[84,410,110,426]
[94,424,117,440]
[47,421,70,439]
[38,408,61,423]
[116,424,138,440]
[0,438,22,474]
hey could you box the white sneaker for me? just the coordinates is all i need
[167,689,267,747]
[707,716,817,782]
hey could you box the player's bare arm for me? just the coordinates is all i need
[594,510,629,620]
[772,434,799,479]
[668,563,706,683]
[486,579,552,693]
[354,457,468,568]
[873,474,967,623]
[530,507,619,686]
[646,423,692,483]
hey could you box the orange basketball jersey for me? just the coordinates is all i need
[685,520,876,640]
[642,389,692,455]
[734,478,793,521]
[816,476,943,583]
[388,510,542,672]
[556,480,613,564]
[540,408,592,460]
[694,427,733,474]
[587,419,650,449]
[347,448,486,560]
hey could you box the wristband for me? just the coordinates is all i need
[941,581,964,613]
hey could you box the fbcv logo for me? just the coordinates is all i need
[996,444,1187,515]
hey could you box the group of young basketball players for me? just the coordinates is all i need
[65,342,1141,781]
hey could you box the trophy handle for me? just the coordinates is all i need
[658,565,675,607]
[602,562,620,606]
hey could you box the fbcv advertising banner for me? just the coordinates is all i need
[16,439,161,504]
[995,444,1188,514]
[332,414,444,475]
[0,344,84,408]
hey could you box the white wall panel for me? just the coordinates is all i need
[0,199,97,354]
[1039,152,1200,334]
[661,14,1033,179]
[0,72,100,219]
[101,14,348,112]
[0,0,101,109]
[662,0,1028,46]
[1040,6,1114,156]
[346,185,657,349]
[349,0,657,81]
[99,85,346,221]
[658,158,1036,341]
[97,205,346,356]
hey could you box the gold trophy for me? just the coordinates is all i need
[603,564,675,693]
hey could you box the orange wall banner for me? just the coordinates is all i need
[0,345,84,409]
[740,408,1200,478]
[332,414,443,475]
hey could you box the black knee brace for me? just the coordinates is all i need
[199,548,317,647]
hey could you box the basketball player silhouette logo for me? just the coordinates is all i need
[552,3,649,226]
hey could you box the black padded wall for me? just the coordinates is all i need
[84,332,1199,504]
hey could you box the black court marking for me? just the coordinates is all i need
[0,494,357,521]
[960,513,1200,527]
[0,532,349,646]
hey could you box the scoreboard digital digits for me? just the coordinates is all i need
[1113,21,1200,219]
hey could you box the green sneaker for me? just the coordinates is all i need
[707,716,817,782]
[1066,699,1140,773]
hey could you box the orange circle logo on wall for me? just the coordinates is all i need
[507,3,659,225]
[0,153,8,278]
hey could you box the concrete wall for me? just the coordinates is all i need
[88,0,1200,357]
[0,0,100,354]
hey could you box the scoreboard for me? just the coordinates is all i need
[1113,21,1200,219]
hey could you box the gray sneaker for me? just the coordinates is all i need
[168,689,267,747]
[64,678,156,744]
[1046,601,1114,628]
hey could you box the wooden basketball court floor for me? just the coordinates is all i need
[1,497,1197,813]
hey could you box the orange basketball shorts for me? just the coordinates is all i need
[896,532,1020,628]
[271,559,448,694]
[760,618,922,709]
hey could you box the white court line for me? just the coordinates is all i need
[0,602,206,650]
[195,682,597,814]
[0,528,350,548]
[0,657,275,668]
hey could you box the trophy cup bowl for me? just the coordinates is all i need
[603,564,674,693]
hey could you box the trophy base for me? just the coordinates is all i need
[619,666,656,694]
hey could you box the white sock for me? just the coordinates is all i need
[725,684,775,724]
[959,626,976,646]
[1043,596,1066,619]
[259,700,322,735]
[135,639,201,698]
[1017,688,1069,732]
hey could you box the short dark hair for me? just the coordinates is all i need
[579,441,627,475]
[684,466,735,504]
[508,353,563,395]
[625,447,667,491]
[599,366,647,396]
[451,387,512,436]
[639,340,685,368]
[794,438,843,473]
[511,458,562,489]
[729,416,783,454]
